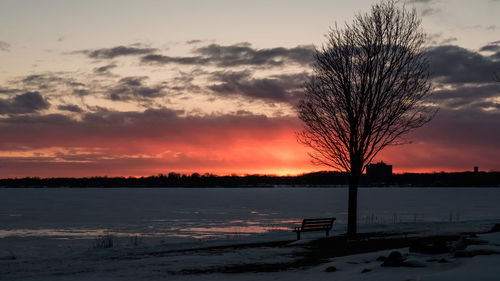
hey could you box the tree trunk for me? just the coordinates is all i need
[347,161,362,236]
[347,174,358,236]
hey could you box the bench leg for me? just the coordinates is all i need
[296,231,301,240]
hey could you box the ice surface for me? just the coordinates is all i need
[1,187,500,257]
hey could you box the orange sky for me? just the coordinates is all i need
[0,108,497,178]
[0,1,499,178]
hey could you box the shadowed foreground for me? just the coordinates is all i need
[2,225,500,280]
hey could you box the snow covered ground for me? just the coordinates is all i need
[1,228,500,280]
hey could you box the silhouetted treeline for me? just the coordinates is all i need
[0,171,498,188]
[390,172,500,187]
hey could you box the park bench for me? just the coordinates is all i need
[293,217,336,240]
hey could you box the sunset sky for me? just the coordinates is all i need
[0,0,499,177]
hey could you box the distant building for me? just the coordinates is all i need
[474,166,479,173]
[366,161,392,182]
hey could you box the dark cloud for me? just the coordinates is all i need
[432,84,499,109]
[0,41,10,52]
[405,0,433,3]
[22,74,61,84]
[94,64,117,75]
[425,45,500,84]
[79,46,157,59]
[165,70,203,93]
[195,43,315,67]
[186,39,203,44]
[141,43,314,67]
[141,54,208,65]
[73,89,90,96]
[208,71,307,103]
[479,41,500,52]
[409,106,500,150]
[108,76,166,101]
[20,73,66,90]
[0,92,50,114]
[426,33,458,46]
[440,37,457,45]
[0,88,21,95]
[375,102,500,172]
[10,73,90,98]
[57,104,83,113]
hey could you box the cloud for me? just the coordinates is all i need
[194,43,315,67]
[0,92,50,114]
[186,39,203,44]
[0,41,10,52]
[57,104,83,113]
[208,71,307,103]
[8,73,91,99]
[108,76,166,101]
[141,43,314,67]
[20,73,66,90]
[141,54,208,65]
[432,84,499,109]
[440,37,457,45]
[94,63,117,75]
[78,45,157,59]
[0,88,21,95]
[373,103,500,172]
[425,33,458,46]
[405,0,433,3]
[425,45,500,84]
[479,41,500,52]
[408,106,499,152]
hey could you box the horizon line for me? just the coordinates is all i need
[2,169,498,180]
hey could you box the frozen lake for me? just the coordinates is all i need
[2,187,500,279]
[2,187,500,240]
[1,187,500,259]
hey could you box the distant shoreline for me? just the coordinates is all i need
[1,171,499,188]
[2,186,500,188]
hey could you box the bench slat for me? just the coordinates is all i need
[303,222,332,225]
[302,223,332,227]
[301,227,331,231]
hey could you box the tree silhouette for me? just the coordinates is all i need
[297,1,435,235]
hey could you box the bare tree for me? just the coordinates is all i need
[297,1,435,235]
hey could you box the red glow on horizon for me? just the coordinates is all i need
[0,113,497,178]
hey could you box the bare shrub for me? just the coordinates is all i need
[93,232,114,249]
